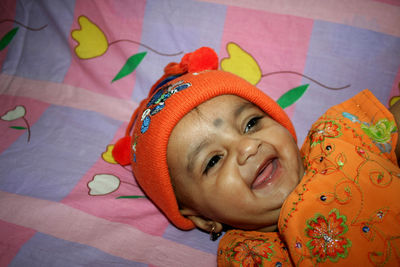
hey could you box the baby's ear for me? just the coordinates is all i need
[180,208,223,233]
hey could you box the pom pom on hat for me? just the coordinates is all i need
[179,47,218,73]
[149,47,219,95]
[112,136,132,166]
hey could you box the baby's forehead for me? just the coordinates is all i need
[193,94,255,111]
[197,94,249,106]
[170,95,270,145]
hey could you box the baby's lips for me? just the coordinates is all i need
[252,158,276,189]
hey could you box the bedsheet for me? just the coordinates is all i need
[1,0,399,266]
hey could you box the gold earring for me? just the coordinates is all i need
[210,224,221,241]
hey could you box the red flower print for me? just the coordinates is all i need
[310,121,341,146]
[305,209,351,263]
[231,238,274,266]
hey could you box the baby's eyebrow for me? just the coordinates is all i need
[187,138,211,173]
[234,102,254,118]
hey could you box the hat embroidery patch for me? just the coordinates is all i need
[140,80,191,134]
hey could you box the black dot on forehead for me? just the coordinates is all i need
[213,118,223,127]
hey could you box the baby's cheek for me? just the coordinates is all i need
[276,129,298,152]
[212,182,248,204]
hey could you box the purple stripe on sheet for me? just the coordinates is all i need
[2,0,75,83]
[131,0,227,102]
[0,191,217,267]
[9,233,147,267]
[293,21,400,144]
[163,224,221,255]
[0,105,121,201]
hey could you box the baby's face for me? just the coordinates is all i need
[167,95,304,231]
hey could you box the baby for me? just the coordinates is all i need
[113,47,400,266]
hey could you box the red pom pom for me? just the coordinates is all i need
[112,136,132,166]
[150,47,219,98]
[180,47,218,73]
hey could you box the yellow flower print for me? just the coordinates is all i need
[221,42,262,85]
[70,15,183,81]
[102,144,118,164]
[220,42,350,93]
[71,15,183,60]
[71,16,108,59]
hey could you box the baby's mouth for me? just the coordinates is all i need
[251,158,278,190]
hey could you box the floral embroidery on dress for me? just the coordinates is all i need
[360,119,397,153]
[309,121,342,147]
[305,209,351,263]
[230,238,274,266]
[342,112,397,154]
[222,235,276,266]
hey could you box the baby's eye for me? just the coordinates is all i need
[244,116,262,133]
[204,155,221,174]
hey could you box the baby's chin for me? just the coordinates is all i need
[224,222,278,233]
[254,223,278,232]
[227,209,281,232]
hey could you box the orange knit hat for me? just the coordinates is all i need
[113,47,296,230]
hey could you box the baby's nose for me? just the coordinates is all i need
[237,137,261,165]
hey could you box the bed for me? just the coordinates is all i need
[1,0,399,266]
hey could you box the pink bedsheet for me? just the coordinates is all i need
[1,0,399,266]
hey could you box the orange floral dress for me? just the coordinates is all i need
[218,90,400,266]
